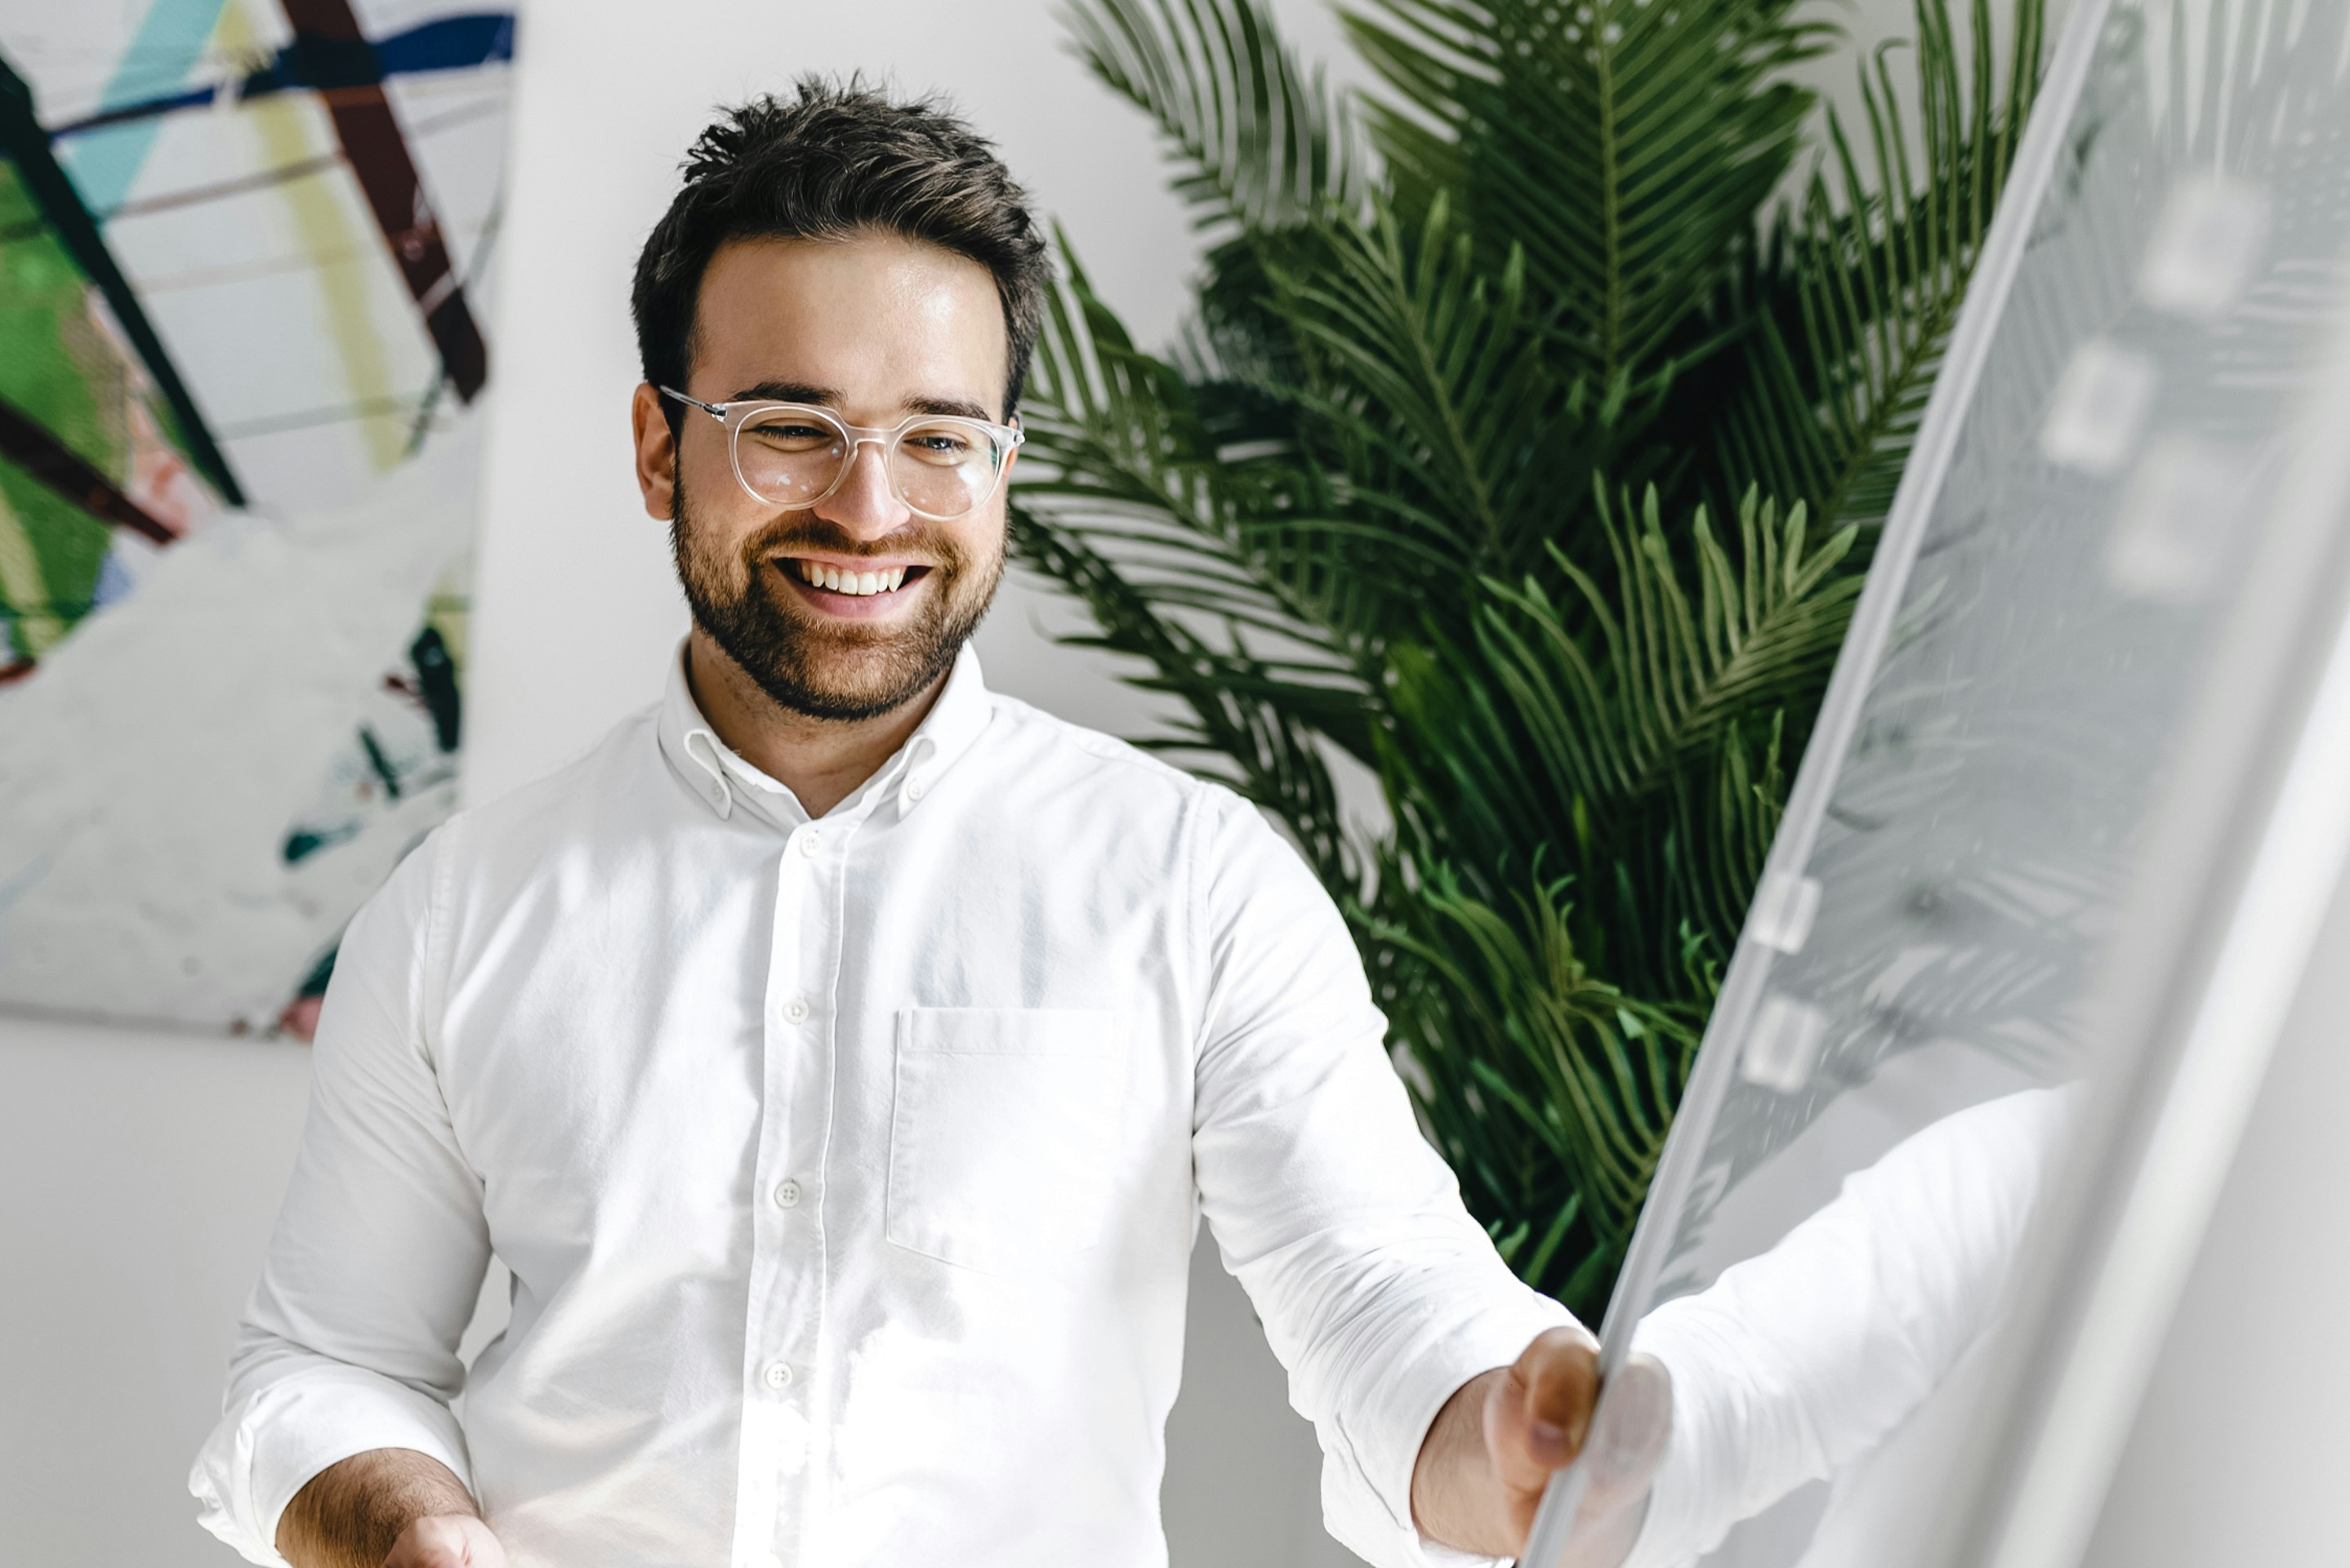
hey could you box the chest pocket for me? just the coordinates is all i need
[886,1006,1121,1274]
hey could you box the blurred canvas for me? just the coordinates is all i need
[0,2,511,1035]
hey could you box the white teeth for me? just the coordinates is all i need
[794,560,913,595]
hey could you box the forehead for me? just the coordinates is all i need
[691,233,1007,409]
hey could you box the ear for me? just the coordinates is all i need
[631,382,678,521]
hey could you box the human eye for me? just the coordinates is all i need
[743,413,836,450]
[903,423,979,464]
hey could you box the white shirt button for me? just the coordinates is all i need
[783,996,809,1023]
[762,1361,793,1390]
[905,777,926,802]
[798,831,821,858]
[773,1178,802,1209]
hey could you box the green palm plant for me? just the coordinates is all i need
[1013,0,2049,1316]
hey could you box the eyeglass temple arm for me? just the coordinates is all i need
[658,385,728,421]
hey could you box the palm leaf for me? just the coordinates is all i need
[1270,194,1578,579]
[1067,0,1362,232]
[1384,485,1858,924]
[1719,0,2049,528]
[1344,0,1834,398]
[1064,0,1366,379]
[1368,858,1699,1306]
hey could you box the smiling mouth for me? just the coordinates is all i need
[783,559,934,599]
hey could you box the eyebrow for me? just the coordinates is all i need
[729,381,997,423]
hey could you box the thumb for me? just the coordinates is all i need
[385,1515,509,1568]
[1489,1329,1601,1487]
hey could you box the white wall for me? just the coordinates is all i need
[0,1018,311,1566]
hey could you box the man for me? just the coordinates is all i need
[191,81,1663,1568]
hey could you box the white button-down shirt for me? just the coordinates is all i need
[191,646,1572,1568]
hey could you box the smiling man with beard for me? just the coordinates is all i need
[191,80,1667,1568]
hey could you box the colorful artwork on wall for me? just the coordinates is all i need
[0,2,512,1036]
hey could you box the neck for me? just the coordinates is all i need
[684,630,948,818]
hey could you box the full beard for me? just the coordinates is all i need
[671,472,1004,722]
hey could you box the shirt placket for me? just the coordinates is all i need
[729,810,853,1568]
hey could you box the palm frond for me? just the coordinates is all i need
[1367,856,1701,1310]
[1272,195,1577,576]
[1719,0,2049,528]
[1066,0,1363,234]
[1344,0,1834,395]
[1021,246,1395,663]
[1385,485,1858,901]
[1065,0,1366,379]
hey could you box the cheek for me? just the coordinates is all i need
[675,482,765,576]
[944,510,1010,573]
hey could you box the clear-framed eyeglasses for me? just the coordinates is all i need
[660,386,1025,523]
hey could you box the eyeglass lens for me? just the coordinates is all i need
[734,408,1003,519]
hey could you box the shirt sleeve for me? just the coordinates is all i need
[1186,791,1581,1568]
[189,830,491,1565]
[1619,1085,2078,1568]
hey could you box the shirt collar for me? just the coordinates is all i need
[656,641,993,827]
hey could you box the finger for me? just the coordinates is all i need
[385,1515,498,1568]
[454,1517,512,1568]
[1523,1330,1600,1452]
[1489,1330,1599,1483]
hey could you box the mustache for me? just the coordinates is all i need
[739,516,964,569]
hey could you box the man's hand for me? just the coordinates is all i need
[277,1448,508,1568]
[383,1514,509,1568]
[1410,1329,1673,1564]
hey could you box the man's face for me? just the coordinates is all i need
[634,232,1014,720]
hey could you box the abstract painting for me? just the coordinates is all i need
[0,2,512,1036]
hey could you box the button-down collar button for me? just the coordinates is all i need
[762,1361,794,1390]
[798,831,822,858]
[773,1178,803,1209]
[904,776,927,802]
[783,996,810,1023]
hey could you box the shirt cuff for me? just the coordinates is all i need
[1321,1285,1584,1568]
[190,1361,474,1566]
[1615,1304,1741,1568]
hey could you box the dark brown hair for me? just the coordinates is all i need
[631,77,1050,432]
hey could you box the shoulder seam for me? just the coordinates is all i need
[987,694,1210,795]
[421,823,453,1070]
[1182,783,1224,1071]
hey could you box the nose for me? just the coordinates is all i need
[809,438,912,540]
